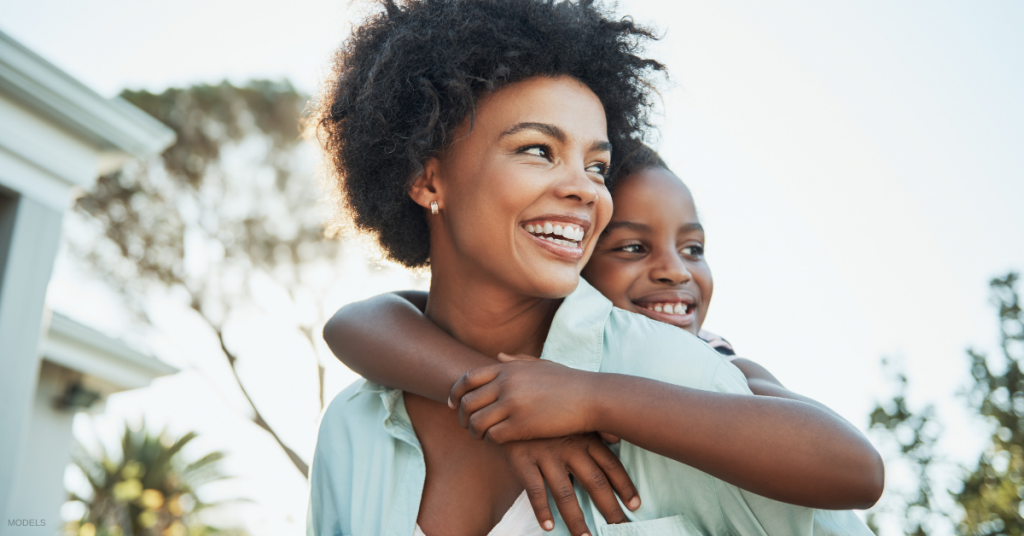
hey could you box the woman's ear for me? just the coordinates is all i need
[408,157,444,212]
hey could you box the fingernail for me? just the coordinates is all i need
[447,396,454,409]
[542,520,554,531]
[582,533,591,536]
[628,497,640,510]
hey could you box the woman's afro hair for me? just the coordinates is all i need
[314,0,664,267]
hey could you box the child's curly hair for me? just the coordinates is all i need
[610,141,670,185]
[313,0,664,267]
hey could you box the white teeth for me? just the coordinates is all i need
[645,303,690,315]
[524,222,584,246]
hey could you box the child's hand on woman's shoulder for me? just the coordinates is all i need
[449,353,603,443]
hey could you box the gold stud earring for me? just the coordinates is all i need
[430,201,439,215]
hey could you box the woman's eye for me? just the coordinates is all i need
[586,162,609,177]
[520,145,550,158]
[682,245,704,257]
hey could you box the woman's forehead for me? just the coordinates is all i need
[471,76,608,139]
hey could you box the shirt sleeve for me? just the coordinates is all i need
[710,357,754,395]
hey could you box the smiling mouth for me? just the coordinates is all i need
[522,220,585,250]
[637,301,695,316]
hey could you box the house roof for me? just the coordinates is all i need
[42,312,178,391]
[0,30,175,159]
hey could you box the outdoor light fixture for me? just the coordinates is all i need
[56,382,102,410]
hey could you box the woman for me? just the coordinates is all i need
[307,1,876,535]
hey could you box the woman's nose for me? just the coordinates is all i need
[651,251,692,285]
[553,164,600,205]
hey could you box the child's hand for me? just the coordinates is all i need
[501,434,640,535]
[448,353,600,443]
[698,328,734,353]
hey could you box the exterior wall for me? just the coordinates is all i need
[0,195,63,531]
[7,362,81,530]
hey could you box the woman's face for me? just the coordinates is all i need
[582,167,713,335]
[428,76,613,298]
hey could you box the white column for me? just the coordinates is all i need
[0,194,64,533]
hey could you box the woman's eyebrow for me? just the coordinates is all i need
[501,122,565,141]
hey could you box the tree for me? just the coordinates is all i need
[72,80,343,478]
[868,272,1024,535]
[67,420,247,536]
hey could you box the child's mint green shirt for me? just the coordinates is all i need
[307,279,874,535]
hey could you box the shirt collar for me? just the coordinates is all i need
[351,381,420,448]
[352,278,612,436]
[540,278,612,373]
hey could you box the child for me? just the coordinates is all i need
[577,145,823,407]
[324,144,880,533]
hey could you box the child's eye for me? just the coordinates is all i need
[519,145,550,158]
[682,245,704,257]
[618,243,646,254]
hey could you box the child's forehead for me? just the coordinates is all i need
[612,166,698,217]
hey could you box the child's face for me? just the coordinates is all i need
[582,167,712,336]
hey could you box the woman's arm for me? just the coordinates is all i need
[451,358,884,510]
[323,291,490,403]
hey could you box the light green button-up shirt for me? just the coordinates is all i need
[307,279,874,535]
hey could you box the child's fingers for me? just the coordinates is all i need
[517,461,556,532]
[448,364,502,409]
[497,352,542,362]
[568,456,627,525]
[588,439,640,511]
[464,400,508,441]
[483,419,518,444]
[457,381,501,429]
[597,432,621,444]
[539,461,593,536]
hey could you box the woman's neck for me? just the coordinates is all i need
[425,270,558,359]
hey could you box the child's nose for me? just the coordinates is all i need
[651,252,692,285]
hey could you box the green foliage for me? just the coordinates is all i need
[868,366,942,535]
[955,273,1024,535]
[71,80,345,477]
[868,272,1024,535]
[67,421,248,536]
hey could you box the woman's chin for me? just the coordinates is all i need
[526,272,582,299]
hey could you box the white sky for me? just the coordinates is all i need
[3,0,1023,534]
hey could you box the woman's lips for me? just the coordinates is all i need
[523,226,585,261]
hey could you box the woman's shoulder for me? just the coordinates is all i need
[602,307,746,393]
[317,380,395,443]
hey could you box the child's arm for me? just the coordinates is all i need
[323,293,639,536]
[324,290,489,402]
[730,358,845,414]
[699,329,845,415]
[450,356,884,510]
